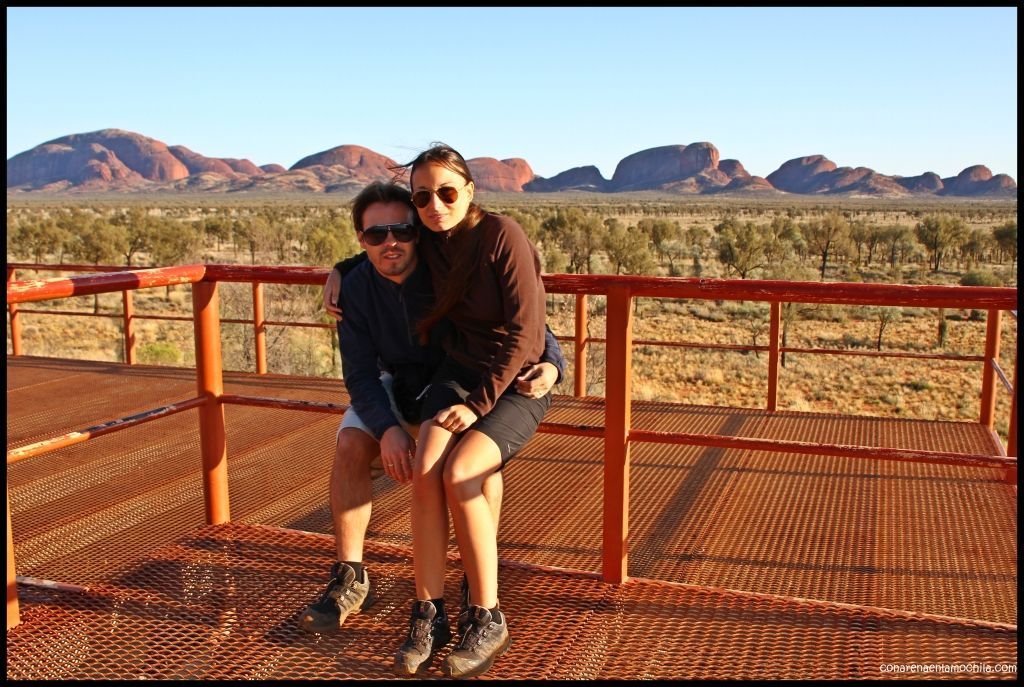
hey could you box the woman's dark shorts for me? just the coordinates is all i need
[421,356,551,466]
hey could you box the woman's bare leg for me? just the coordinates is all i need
[443,430,503,609]
[411,420,458,600]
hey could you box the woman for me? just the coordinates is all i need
[392,144,551,679]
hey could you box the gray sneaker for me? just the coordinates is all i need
[457,574,498,636]
[298,562,373,635]
[445,605,510,678]
[394,600,453,676]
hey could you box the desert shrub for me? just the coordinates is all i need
[722,301,767,319]
[688,304,728,322]
[137,341,183,366]
[959,270,1001,287]
[841,333,869,348]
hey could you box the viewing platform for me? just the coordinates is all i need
[6,264,1018,680]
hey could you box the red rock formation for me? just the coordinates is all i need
[680,142,720,177]
[5,129,1017,197]
[222,158,263,175]
[721,175,777,193]
[290,145,399,182]
[765,155,838,193]
[80,129,189,181]
[524,166,609,192]
[610,143,723,191]
[466,157,533,192]
[941,167,1016,196]
[986,174,1017,193]
[169,145,237,176]
[7,129,189,189]
[501,158,535,187]
[718,159,750,179]
[895,172,944,193]
[610,145,691,191]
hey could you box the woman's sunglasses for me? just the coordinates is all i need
[360,223,417,246]
[412,185,463,209]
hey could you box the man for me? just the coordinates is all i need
[298,181,564,637]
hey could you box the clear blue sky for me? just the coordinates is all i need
[6,6,1018,181]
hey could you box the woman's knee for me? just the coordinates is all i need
[411,460,444,502]
[443,452,491,503]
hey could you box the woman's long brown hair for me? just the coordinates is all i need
[391,143,487,344]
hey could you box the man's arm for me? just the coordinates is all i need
[515,324,565,398]
[541,324,566,383]
[322,252,369,321]
[337,272,402,440]
[323,267,342,321]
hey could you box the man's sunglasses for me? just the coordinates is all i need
[412,185,463,208]
[360,223,417,246]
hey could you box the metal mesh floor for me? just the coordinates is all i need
[6,356,1018,679]
[6,523,1017,680]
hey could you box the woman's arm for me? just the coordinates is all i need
[462,219,545,417]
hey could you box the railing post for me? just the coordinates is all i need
[574,293,588,397]
[603,285,632,584]
[192,279,231,525]
[1007,346,1017,458]
[979,309,1001,428]
[122,290,136,365]
[6,489,19,629]
[768,301,781,412]
[1005,345,1017,485]
[7,268,22,357]
[253,282,267,375]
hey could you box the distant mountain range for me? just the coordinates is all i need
[6,128,1017,198]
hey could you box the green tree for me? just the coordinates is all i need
[638,218,682,265]
[861,223,885,267]
[302,217,358,268]
[717,221,767,279]
[264,209,298,263]
[992,221,1017,268]
[762,216,799,268]
[864,305,902,351]
[201,214,232,251]
[110,206,155,266]
[879,225,918,270]
[150,218,200,266]
[68,218,126,313]
[576,214,607,273]
[914,214,966,273]
[847,220,871,266]
[801,212,849,279]
[148,218,200,299]
[9,217,68,264]
[958,227,992,271]
[232,215,275,265]
[679,224,712,277]
[603,222,654,275]
[541,207,592,274]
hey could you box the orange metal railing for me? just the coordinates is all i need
[7,263,1016,420]
[6,264,1019,629]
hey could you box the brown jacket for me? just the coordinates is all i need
[419,212,546,417]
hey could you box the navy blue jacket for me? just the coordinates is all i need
[336,255,566,440]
